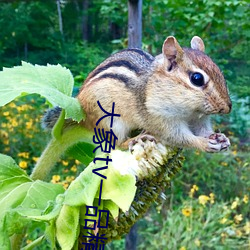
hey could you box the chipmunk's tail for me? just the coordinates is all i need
[41,106,62,130]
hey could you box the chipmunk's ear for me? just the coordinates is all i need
[191,36,205,52]
[162,36,184,63]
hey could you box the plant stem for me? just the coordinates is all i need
[30,125,94,181]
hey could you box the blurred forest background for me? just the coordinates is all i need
[0,0,249,249]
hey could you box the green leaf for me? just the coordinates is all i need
[66,142,96,165]
[0,154,30,181]
[56,205,80,250]
[20,181,64,213]
[102,162,136,212]
[0,176,31,201]
[0,62,84,122]
[64,162,101,206]
[103,200,119,219]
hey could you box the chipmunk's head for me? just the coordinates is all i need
[158,36,232,115]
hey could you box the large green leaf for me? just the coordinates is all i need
[0,154,65,246]
[64,152,137,212]
[0,154,30,181]
[0,62,84,121]
[56,205,80,250]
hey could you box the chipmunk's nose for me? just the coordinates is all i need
[219,101,232,114]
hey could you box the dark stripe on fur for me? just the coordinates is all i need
[96,73,130,85]
[125,48,154,62]
[91,60,140,79]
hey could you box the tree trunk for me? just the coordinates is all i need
[128,0,142,48]
[125,223,137,250]
[56,0,63,36]
[82,0,89,41]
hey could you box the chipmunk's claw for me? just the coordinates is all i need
[207,133,230,152]
[129,134,156,152]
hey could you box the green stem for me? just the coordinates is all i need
[30,125,94,181]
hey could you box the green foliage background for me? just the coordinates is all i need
[0,0,249,249]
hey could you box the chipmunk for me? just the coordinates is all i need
[44,36,232,153]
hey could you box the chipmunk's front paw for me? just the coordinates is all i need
[206,133,230,152]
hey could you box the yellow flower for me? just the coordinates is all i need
[209,193,215,204]
[234,214,243,224]
[66,176,75,182]
[19,161,28,169]
[198,195,210,206]
[243,195,248,204]
[182,207,192,217]
[0,130,8,138]
[63,182,69,189]
[232,150,237,156]
[3,111,9,116]
[26,121,33,129]
[32,157,39,162]
[236,229,242,237]
[221,162,228,167]
[231,198,240,209]
[220,217,228,224]
[62,160,69,166]
[221,232,227,238]
[51,175,61,183]
[189,184,199,197]
[18,152,30,159]
[244,221,250,234]
[11,119,18,127]
[194,238,201,247]
[9,102,16,108]
[75,159,81,165]
[70,165,77,172]
[179,247,186,250]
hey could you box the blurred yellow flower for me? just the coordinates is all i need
[179,247,186,250]
[9,103,16,108]
[182,207,192,217]
[75,159,81,165]
[71,165,77,172]
[3,111,9,116]
[243,195,248,204]
[220,217,228,224]
[189,184,199,197]
[66,176,75,182]
[62,160,69,166]
[194,238,201,247]
[221,162,228,167]
[18,152,30,158]
[231,198,240,209]
[209,193,215,204]
[198,195,210,206]
[11,119,18,127]
[221,232,227,238]
[26,121,33,129]
[51,175,61,183]
[63,182,69,189]
[234,214,243,224]
[0,130,8,138]
[232,150,237,156]
[244,221,250,234]
[236,229,242,237]
[26,239,32,244]
[19,161,28,169]
[32,157,39,162]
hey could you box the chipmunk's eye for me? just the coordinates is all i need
[190,72,204,87]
